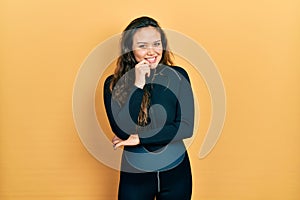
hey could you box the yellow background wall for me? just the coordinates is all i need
[1,0,300,199]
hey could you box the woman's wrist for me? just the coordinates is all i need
[134,81,145,89]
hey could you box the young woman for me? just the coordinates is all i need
[103,16,195,200]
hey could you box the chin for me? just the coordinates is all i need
[149,63,158,69]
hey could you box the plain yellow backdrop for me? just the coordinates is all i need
[1,0,300,199]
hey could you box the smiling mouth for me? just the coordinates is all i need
[145,57,156,63]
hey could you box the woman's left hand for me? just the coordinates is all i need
[112,134,140,149]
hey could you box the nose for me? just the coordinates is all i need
[147,46,155,55]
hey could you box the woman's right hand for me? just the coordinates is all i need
[112,135,140,149]
[134,60,150,89]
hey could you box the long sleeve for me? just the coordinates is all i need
[138,66,195,146]
[103,75,144,140]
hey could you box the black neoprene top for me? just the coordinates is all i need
[103,64,194,154]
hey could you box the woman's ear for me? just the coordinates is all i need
[124,47,131,53]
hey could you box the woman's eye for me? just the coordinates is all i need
[138,45,147,49]
[153,42,161,47]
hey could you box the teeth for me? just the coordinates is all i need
[146,57,156,62]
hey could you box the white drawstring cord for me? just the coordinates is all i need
[157,171,160,193]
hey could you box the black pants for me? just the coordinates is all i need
[118,153,192,200]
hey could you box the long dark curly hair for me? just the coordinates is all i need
[110,16,174,125]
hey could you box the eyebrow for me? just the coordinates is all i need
[136,40,161,44]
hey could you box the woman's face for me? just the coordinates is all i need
[132,26,163,69]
